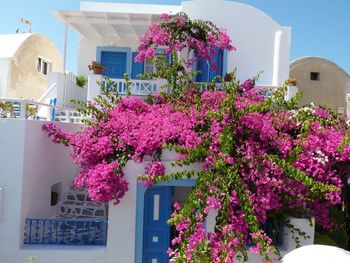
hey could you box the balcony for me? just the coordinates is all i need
[24,218,107,246]
[87,75,168,100]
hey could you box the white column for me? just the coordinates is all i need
[87,74,103,101]
[285,85,298,101]
[282,217,315,251]
[206,209,218,233]
[62,23,68,73]
[272,30,283,87]
[0,187,3,222]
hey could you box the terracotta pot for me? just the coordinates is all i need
[92,67,103,75]
[224,73,233,82]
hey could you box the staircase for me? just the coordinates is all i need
[56,187,108,220]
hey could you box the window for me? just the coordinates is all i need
[337,107,344,114]
[196,49,224,82]
[51,182,62,206]
[144,58,155,75]
[310,72,320,81]
[37,57,52,76]
[143,53,168,75]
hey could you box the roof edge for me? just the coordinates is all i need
[290,56,350,78]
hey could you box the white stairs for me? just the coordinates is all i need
[56,187,108,220]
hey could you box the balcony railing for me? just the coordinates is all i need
[24,218,107,246]
[0,98,84,123]
[102,78,160,96]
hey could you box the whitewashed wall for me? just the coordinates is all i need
[45,72,87,107]
[0,120,81,263]
[0,127,314,263]
[0,58,10,98]
[77,37,140,77]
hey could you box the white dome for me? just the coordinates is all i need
[0,33,33,58]
[282,245,350,263]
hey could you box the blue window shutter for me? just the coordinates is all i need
[131,52,144,79]
[195,49,223,82]
[209,49,223,81]
[165,54,171,65]
[196,58,209,82]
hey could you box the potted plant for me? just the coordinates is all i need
[76,75,87,88]
[285,78,297,86]
[88,61,106,75]
[224,73,233,82]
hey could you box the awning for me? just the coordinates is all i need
[53,4,181,40]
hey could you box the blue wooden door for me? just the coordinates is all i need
[196,59,210,82]
[196,49,223,82]
[100,51,127,78]
[143,186,172,263]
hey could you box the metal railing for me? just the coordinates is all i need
[24,218,107,246]
[0,98,84,123]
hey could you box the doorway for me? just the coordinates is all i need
[139,183,194,263]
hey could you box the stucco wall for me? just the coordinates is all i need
[0,120,81,263]
[77,36,140,77]
[0,123,314,263]
[290,57,350,112]
[8,34,62,100]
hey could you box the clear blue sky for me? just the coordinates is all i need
[1,0,349,75]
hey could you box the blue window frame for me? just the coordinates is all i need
[195,49,228,82]
[96,46,132,79]
[131,52,144,79]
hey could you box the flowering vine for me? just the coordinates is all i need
[43,13,350,262]
[135,13,235,94]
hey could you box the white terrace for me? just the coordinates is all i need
[41,0,293,106]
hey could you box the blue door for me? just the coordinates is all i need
[143,186,172,263]
[196,49,223,82]
[100,51,127,79]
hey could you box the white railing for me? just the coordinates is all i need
[0,98,85,123]
[45,72,87,108]
[86,75,298,101]
[37,82,57,103]
[87,75,168,101]
[102,78,159,96]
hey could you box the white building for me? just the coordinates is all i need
[0,33,62,101]
[0,1,312,263]
[53,0,291,100]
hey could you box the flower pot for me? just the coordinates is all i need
[224,73,233,82]
[92,67,103,75]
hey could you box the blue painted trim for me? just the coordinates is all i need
[96,46,132,77]
[24,218,107,246]
[222,49,228,76]
[193,49,228,82]
[134,179,196,263]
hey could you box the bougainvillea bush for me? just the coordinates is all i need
[43,13,350,262]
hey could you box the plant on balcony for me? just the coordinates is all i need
[43,13,350,262]
[0,101,14,118]
[88,61,106,75]
[76,75,87,88]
